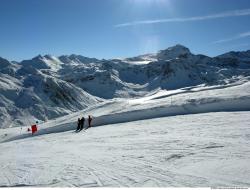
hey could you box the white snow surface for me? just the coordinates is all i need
[0,111,249,187]
[0,81,250,187]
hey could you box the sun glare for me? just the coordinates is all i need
[129,0,167,4]
[127,0,172,12]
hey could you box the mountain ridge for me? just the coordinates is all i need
[3,44,250,64]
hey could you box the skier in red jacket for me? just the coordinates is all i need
[31,121,38,135]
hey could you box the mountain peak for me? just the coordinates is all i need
[0,56,11,68]
[166,44,190,52]
[157,44,191,60]
[31,54,44,61]
[44,54,54,60]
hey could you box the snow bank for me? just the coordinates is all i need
[2,91,250,143]
[92,96,250,127]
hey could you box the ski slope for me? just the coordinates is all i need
[0,112,250,187]
[0,81,250,187]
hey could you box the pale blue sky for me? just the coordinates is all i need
[0,0,250,61]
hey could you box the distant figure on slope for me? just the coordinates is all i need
[86,115,93,130]
[80,116,85,131]
[31,121,38,135]
[76,118,81,132]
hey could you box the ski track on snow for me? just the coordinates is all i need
[0,111,250,187]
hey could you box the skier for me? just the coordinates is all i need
[86,115,92,129]
[80,116,85,131]
[31,121,38,135]
[76,118,81,132]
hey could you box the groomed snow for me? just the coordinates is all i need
[0,111,249,187]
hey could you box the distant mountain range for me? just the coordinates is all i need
[0,44,250,128]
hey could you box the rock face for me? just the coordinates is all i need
[1,44,250,128]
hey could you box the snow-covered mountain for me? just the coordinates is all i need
[56,45,250,98]
[0,58,100,128]
[1,44,250,128]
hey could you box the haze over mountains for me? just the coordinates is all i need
[0,44,250,128]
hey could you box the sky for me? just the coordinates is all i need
[0,0,250,61]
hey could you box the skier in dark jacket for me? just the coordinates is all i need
[76,118,81,132]
[86,115,92,129]
[80,117,85,131]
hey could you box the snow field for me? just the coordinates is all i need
[0,112,250,187]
